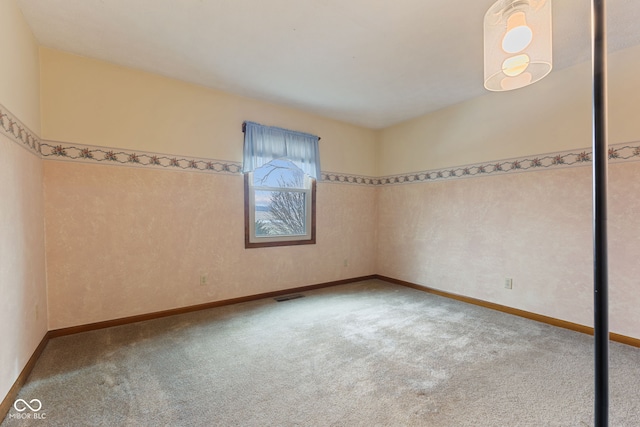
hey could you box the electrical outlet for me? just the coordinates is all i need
[200,274,208,286]
[343,259,348,267]
[504,278,513,289]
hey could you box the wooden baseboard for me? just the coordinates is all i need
[0,332,50,422]
[610,333,640,348]
[375,275,640,348]
[49,275,377,338]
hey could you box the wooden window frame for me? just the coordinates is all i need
[244,173,316,249]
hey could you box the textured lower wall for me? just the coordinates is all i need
[44,160,377,329]
[377,161,640,340]
[0,133,47,402]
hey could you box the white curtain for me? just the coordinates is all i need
[242,121,321,179]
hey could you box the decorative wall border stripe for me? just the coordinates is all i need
[0,102,41,156]
[4,102,640,186]
[377,141,640,186]
[40,140,381,185]
[41,140,243,175]
[321,172,380,186]
[37,139,640,186]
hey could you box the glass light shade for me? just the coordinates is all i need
[484,0,552,91]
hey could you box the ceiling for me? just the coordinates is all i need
[16,0,640,129]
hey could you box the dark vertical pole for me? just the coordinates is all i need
[592,0,609,426]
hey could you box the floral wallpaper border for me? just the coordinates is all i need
[3,103,640,186]
[40,139,385,183]
[0,102,41,156]
[321,172,379,186]
[35,139,640,186]
[377,142,640,186]
[41,141,243,174]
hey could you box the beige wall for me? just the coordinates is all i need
[0,0,41,133]
[40,48,377,177]
[378,44,640,176]
[375,44,640,340]
[43,162,377,329]
[40,48,378,329]
[0,0,46,406]
[377,161,640,339]
[37,42,640,340]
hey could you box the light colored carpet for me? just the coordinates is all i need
[2,279,640,426]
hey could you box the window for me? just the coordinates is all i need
[242,122,320,248]
[245,159,316,247]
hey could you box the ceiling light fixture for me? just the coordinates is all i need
[484,0,552,91]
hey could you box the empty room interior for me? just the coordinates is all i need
[2,0,640,425]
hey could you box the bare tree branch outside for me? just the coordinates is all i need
[254,160,307,236]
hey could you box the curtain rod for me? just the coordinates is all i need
[242,122,321,141]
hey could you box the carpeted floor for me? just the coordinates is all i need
[2,279,640,426]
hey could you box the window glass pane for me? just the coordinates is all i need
[255,190,307,236]
[245,156,315,248]
[253,159,305,189]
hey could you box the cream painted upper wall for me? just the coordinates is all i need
[378,45,640,176]
[0,0,40,133]
[40,48,377,176]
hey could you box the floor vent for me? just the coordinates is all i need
[274,294,305,302]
